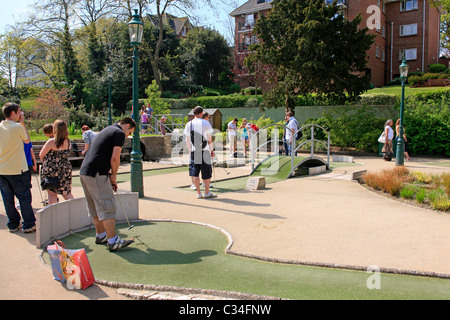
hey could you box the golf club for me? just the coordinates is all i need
[34,171,46,205]
[116,191,134,230]
[221,166,231,175]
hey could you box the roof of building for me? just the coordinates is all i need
[148,13,192,35]
[229,0,273,16]
[188,108,222,116]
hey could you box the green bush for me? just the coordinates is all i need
[162,94,263,110]
[304,106,394,152]
[416,188,426,203]
[428,63,448,73]
[404,96,450,156]
[400,186,415,199]
[359,94,398,105]
[411,89,450,102]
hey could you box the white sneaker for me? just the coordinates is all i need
[197,194,203,199]
[203,192,217,199]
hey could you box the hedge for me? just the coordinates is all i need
[161,94,264,110]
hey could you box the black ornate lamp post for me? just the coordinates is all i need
[396,59,409,166]
[108,66,113,126]
[128,9,144,197]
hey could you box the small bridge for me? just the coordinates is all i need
[249,123,330,179]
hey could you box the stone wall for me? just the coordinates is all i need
[123,135,173,161]
[36,192,139,248]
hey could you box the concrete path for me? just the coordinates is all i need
[0,154,449,299]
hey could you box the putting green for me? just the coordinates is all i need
[44,221,450,300]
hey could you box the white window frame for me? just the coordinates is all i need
[399,48,417,61]
[400,0,418,11]
[400,23,418,36]
[244,14,255,28]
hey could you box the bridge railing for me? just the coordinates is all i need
[250,123,330,177]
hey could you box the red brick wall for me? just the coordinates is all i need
[385,0,440,77]
[232,0,440,88]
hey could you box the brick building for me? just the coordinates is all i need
[230,0,442,88]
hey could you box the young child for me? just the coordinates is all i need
[43,124,54,138]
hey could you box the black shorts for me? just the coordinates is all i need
[189,151,212,179]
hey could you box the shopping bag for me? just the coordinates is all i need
[50,241,95,290]
[47,244,66,283]
[70,248,95,290]
[378,132,386,143]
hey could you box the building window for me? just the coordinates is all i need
[325,0,346,5]
[399,48,417,61]
[400,23,418,36]
[400,0,418,11]
[382,50,385,62]
[382,26,386,38]
[376,46,380,58]
[244,14,255,28]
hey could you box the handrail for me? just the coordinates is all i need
[250,123,330,176]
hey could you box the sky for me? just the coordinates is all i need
[0,0,248,43]
[0,0,35,34]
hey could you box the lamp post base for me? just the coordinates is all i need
[130,157,144,198]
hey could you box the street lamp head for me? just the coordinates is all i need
[107,66,113,79]
[128,9,144,46]
[399,59,409,79]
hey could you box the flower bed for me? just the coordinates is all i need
[362,167,450,211]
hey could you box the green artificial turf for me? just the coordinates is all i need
[45,221,450,300]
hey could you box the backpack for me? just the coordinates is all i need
[189,121,208,151]
[292,119,302,140]
[249,123,259,133]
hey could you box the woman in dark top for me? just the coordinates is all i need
[39,119,74,205]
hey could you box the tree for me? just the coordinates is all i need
[180,27,231,86]
[247,0,375,112]
[432,0,450,55]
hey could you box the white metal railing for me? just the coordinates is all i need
[250,123,330,177]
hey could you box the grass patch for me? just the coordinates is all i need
[364,85,450,98]
[362,168,450,212]
[44,221,450,300]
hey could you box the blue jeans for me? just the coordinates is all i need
[0,171,36,230]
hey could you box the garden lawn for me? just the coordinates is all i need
[363,85,450,98]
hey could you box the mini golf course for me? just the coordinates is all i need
[59,160,450,299]
[44,221,450,300]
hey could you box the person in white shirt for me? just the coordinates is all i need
[227,118,238,156]
[382,119,394,160]
[184,106,216,199]
[285,111,299,156]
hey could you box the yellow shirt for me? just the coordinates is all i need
[0,120,28,175]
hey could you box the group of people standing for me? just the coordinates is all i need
[139,103,168,136]
[227,111,300,157]
[381,118,411,161]
[227,117,255,157]
[0,102,137,252]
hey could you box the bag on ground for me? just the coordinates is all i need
[47,241,95,290]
